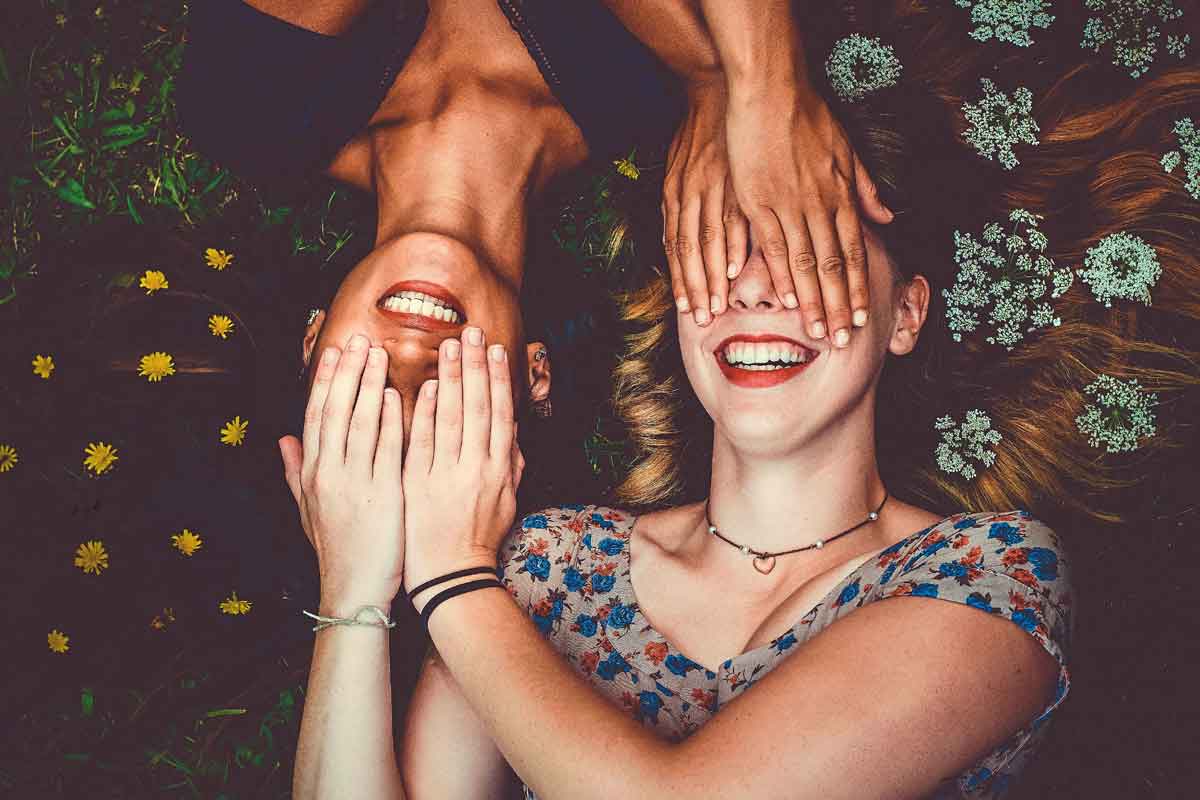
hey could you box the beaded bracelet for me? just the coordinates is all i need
[420,578,505,633]
[302,604,397,633]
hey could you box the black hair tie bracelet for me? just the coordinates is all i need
[407,565,501,603]
[420,578,505,634]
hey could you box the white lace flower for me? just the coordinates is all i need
[935,410,1003,481]
[1161,116,1199,201]
[954,0,1055,47]
[825,34,903,103]
[961,78,1040,169]
[942,209,1073,350]
[1075,374,1157,453]
[1076,231,1162,308]
[1081,0,1189,79]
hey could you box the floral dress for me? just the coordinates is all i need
[496,504,1074,799]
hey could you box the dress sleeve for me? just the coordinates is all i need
[879,511,1075,731]
[496,505,590,637]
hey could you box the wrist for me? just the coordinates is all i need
[318,591,397,620]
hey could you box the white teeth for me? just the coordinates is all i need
[722,341,812,368]
[380,291,462,324]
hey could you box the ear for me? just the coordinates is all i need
[301,310,327,367]
[887,275,930,356]
[525,341,551,403]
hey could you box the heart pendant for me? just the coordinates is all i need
[752,555,776,575]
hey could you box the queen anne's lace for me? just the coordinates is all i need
[961,78,1040,169]
[954,0,1055,47]
[825,34,903,103]
[943,209,1073,350]
[1081,0,1190,79]
[1162,117,1200,201]
[935,410,1003,480]
[1075,374,1158,453]
[1076,231,1162,308]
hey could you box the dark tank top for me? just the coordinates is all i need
[177,0,684,188]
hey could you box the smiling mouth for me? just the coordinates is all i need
[376,281,467,331]
[713,335,819,387]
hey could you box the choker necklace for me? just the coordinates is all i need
[704,490,890,575]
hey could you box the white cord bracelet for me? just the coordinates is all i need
[302,605,397,632]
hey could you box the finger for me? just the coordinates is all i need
[723,180,750,280]
[837,205,871,330]
[662,198,690,314]
[279,436,302,507]
[460,327,491,459]
[701,185,728,316]
[346,346,387,473]
[488,344,516,462]
[302,346,339,482]
[434,336,464,464]
[678,196,711,326]
[807,212,853,348]
[854,158,894,224]
[320,333,371,466]
[406,379,438,477]
[751,210,800,311]
[374,386,404,483]
[780,217,825,339]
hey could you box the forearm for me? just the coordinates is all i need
[293,607,406,800]
[420,583,676,799]
[697,0,813,96]
[601,0,722,85]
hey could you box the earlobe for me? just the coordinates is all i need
[525,341,552,405]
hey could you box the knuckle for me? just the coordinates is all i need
[819,255,846,276]
[673,236,695,258]
[790,251,818,276]
[699,223,721,246]
[763,237,789,259]
[843,244,867,269]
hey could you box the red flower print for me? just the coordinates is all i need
[595,562,617,576]
[621,691,636,711]
[1009,568,1040,590]
[888,583,915,597]
[1002,547,1030,567]
[567,517,586,533]
[528,538,549,556]
[690,688,716,708]
[952,535,971,549]
[580,650,600,674]
[532,597,553,617]
[599,638,615,653]
[597,605,611,622]
[961,544,984,567]
[644,641,668,664]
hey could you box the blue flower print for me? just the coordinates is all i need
[581,533,593,550]
[533,614,554,636]
[597,537,625,556]
[596,651,631,681]
[591,573,616,593]
[987,521,1023,546]
[937,561,969,579]
[836,579,861,607]
[576,614,598,637]
[966,592,999,613]
[879,562,898,585]
[912,583,939,598]
[607,603,636,629]
[654,681,675,696]
[525,554,551,581]
[774,631,798,652]
[665,653,705,677]
[1011,607,1039,633]
[523,514,549,529]
[954,516,984,531]
[637,691,663,723]
[922,537,953,558]
[964,766,993,791]
[563,567,586,592]
[563,503,586,511]
[590,513,616,531]
[1027,547,1059,580]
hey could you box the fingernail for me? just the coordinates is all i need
[834,328,850,347]
[853,309,869,327]
[727,262,739,279]
[466,327,483,346]
[348,334,367,351]
[489,344,504,362]
[445,340,461,360]
[425,380,438,398]
[676,296,690,313]
[710,295,721,314]
[694,308,711,326]
[812,321,827,339]
[784,293,799,309]
[322,347,338,365]
[384,387,397,401]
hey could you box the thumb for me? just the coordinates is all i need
[854,159,894,224]
[278,436,303,506]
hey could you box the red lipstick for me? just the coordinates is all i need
[375,280,466,333]
[713,334,819,389]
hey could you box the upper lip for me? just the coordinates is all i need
[376,280,467,325]
[713,333,820,358]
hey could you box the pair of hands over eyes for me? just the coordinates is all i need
[663,76,894,345]
[277,331,522,616]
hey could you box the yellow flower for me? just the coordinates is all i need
[0,444,17,473]
[150,607,176,630]
[205,248,234,271]
[614,157,640,181]
[55,13,67,27]
[208,314,234,339]
[32,354,55,379]
[219,591,252,616]
[171,528,203,556]
[139,269,169,294]
[48,629,70,653]
[74,540,109,575]
[138,351,176,382]
[83,441,118,475]
[220,415,248,447]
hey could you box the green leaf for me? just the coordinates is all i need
[108,272,136,289]
[101,131,150,152]
[125,195,143,225]
[99,107,131,123]
[55,178,95,209]
[102,123,144,138]
[205,708,247,718]
[81,688,94,717]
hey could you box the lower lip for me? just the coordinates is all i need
[715,353,817,387]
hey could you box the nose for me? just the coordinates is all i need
[728,247,785,312]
